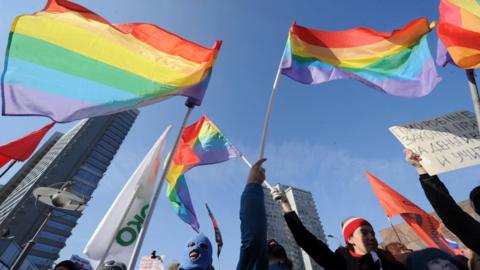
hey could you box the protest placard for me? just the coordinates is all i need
[389,111,480,175]
[139,255,165,270]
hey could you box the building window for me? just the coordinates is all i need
[76,169,100,185]
[38,231,67,243]
[32,243,60,254]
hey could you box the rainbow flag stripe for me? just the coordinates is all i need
[437,0,480,68]
[1,0,221,122]
[281,19,440,97]
[166,116,240,232]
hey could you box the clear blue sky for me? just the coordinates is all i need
[1,0,480,268]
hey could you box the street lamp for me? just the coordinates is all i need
[10,182,86,270]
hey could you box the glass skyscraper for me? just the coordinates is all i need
[0,110,138,270]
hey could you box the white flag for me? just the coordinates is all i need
[84,126,172,266]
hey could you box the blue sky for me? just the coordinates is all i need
[1,0,480,268]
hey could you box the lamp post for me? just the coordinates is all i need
[10,182,86,270]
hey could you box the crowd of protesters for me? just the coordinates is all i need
[231,148,480,270]
[54,147,480,270]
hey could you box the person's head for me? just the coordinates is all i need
[98,260,127,270]
[180,233,213,270]
[406,248,466,270]
[385,242,413,256]
[54,260,78,270]
[469,186,480,215]
[385,242,413,265]
[267,239,293,268]
[341,217,378,255]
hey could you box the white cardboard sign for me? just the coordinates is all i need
[139,255,165,270]
[389,111,480,175]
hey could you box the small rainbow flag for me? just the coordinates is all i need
[166,116,240,232]
[1,0,221,122]
[281,19,440,97]
[437,0,480,69]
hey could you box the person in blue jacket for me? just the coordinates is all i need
[236,158,293,270]
[237,158,268,270]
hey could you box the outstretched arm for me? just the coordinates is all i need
[271,189,345,270]
[237,159,268,270]
[405,149,480,254]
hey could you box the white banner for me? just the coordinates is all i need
[83,126,171,266]
[390,111,480,175]
[139,256,165,270]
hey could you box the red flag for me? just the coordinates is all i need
[0,122,55,168]
[366,172,454,254]
[205,203,223,258]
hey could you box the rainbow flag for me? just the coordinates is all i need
[1,0,221,122]
[281,19,440,97]
[166,116,241,232]
[437,0,480,68]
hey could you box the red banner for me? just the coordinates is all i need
[366,172,454,254]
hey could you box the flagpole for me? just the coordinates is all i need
[387,217,404,244]
[128,100,196,270]
[240,155,273,190]
[466,69,480,134]
[0,160,17,178]
[259,66,282,159]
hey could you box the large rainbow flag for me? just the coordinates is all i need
[166,115,241,232]
[281,19,441,97]
[437,0,480,69]
[1,0,221,122]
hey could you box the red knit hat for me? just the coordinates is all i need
[341,217,371,244]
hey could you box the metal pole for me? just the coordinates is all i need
[466,69,480,134]
[240,155,273,190]
[0,160,17,178]
[11,212,52,270]
[387,217,404,244]
[259,66,282,159]
[128,101,195,270]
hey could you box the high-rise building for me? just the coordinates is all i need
[0,110,138,270]
[264,184,326,270]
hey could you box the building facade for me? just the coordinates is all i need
[264,184,326,270]
[0,110,138,270]
[380,200,477,251]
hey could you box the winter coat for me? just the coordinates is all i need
[419,174,480,270]
[284,211,405,270]
[236,183,268,270]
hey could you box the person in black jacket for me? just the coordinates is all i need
[404,149,480,270]
[271,189,405,270]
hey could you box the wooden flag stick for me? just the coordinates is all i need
[466,69,480,135]
[387,217,404,245]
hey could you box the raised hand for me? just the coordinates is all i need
[247,158,267,185]
[404,148,428,175]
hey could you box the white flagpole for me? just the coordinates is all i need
[466,69,480,134]
[241,155,273,190]
[259,66,282,160]
[128,101,195,270]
